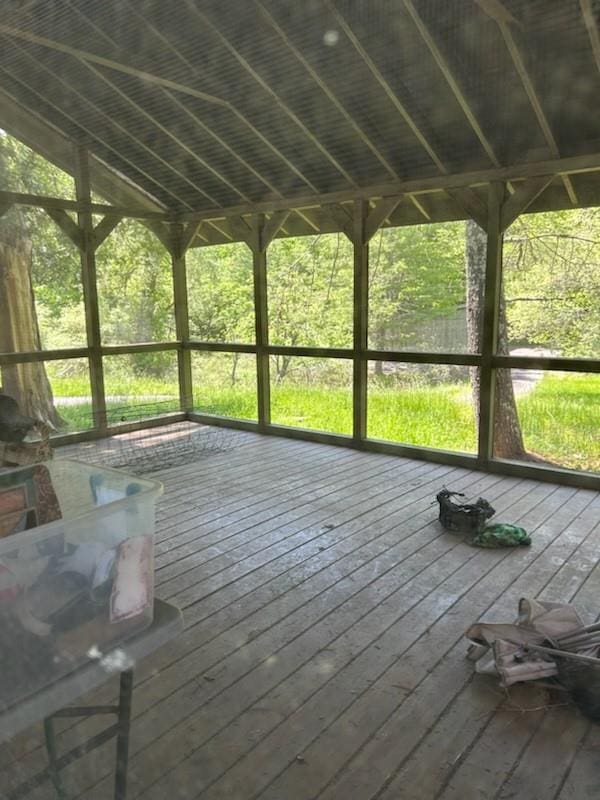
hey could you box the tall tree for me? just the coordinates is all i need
[465,219,525,459]
[0,206,62,427]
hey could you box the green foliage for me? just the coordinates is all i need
[187,243,254,343]
[504,209,600,357]
[369,222,467,352]
[267,234,354,349]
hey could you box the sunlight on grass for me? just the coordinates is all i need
[517,373,599,472]
[48,369,598,472]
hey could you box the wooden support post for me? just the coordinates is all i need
[252,215,270,431]
[352,199,369,444]
[478,181,504,462]
[169,224,193,413]
[74,146,107,432]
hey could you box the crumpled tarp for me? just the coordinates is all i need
[471,523,531,548]
[465,598,585,686]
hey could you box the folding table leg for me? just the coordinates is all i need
[43,717,68,800]
[114,669,134,800]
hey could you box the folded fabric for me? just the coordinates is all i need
[465,598,585,686]
[471,523,531,548]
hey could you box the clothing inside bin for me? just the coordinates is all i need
[0,463,154,707]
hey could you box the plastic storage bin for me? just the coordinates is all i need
[0,460,162,705]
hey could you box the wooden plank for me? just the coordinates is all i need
[43,207,84,250]
[92,214,122,249]
[0,88,166,214]
[74,145,106,432]
[403,0,500,167]
[261,211,290,250]
[364,197,402,242]
[446,187,488,230]
[478,182,503,462]
[52,460,475,797]
[116,476,543,799]
[176,151,600,225]
[254,225,270,429]
[581,0,600,77]
[326,2,447,174]
[313,485,595,800]
[353,199,369,443]
[499,23,578,204]
[170,225,192,412]
[322,203,353,240]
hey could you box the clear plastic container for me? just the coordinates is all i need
[0,460,162,704]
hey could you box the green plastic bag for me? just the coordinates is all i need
[471,523,531,548]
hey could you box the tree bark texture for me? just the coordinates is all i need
[465,219,526,459]
[0,210,62,428]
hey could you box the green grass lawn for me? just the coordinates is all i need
[49,370,599,473]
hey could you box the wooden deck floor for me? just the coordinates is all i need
[2,433,600,800]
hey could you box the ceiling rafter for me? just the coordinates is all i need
[184,0,359,188]
[327,3,487,222]
[580,0,600,89]
[119,0,313,234]
[498,21,578,204]
[2,11,320,197]
[65,1,260,208]
[0,86,167,213]
[474,0,523,29]
[0,45,193,211]
[174,149,600,223]
[81,60,223,208]
[403,0,502,168]
[327,1,447,175]
[255,0,398,180]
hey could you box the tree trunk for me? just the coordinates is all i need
[465,219,525,459]
[0,209,62,428]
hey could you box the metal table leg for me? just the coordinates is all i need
[114,669,134,800]
[44,717,68,800]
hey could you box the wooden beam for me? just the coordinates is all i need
[80,61,222,209]
[186,2,358,187]
[179,221,204,255]
[226,216,259,250]
[0,87,166,213]
[0,202,12,219]
[176,150,600,224]
[352,199,369,443]
[0,23,230,108]
[121,0,320,197]
[478,181,504,462]
[500,175,554,231]
[93,214,123,249]
[474,0,523,29]
[0,187,166,220]
[408,194,431,221]
[445,187,488,230]
[145,221,174,254]
[0,49,190,211]
[74,146,107,431]
[364,197,402,242]
[253,216,270,430]
[403,0,501,167]
[498,22,578,204]
[43,207,84,250]
[323,204,354,240]
[170,223,192,412]
[260,211,290,251]
[327,2,447,174]
[256,0,398,179]
[581,0,600,76]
